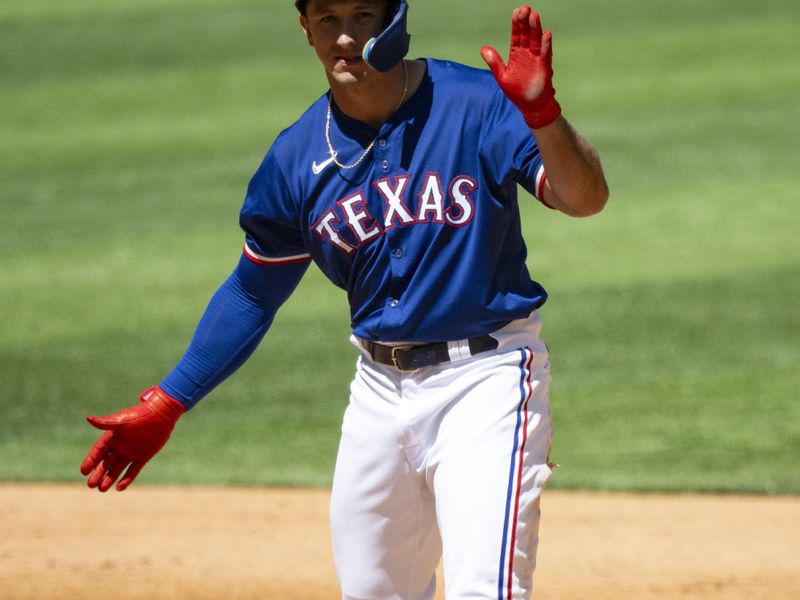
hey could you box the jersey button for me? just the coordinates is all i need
[381,159,389,170]
[389,299,399,308]
[393,248,404,259]
[378,139,387,148]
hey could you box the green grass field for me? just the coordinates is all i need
[1,0,798,493]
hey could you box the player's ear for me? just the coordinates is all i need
[299,15,314,46]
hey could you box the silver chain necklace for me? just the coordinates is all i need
[325,60,408,170]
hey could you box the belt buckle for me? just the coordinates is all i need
[390,346,403,369]
[390,345,419,371]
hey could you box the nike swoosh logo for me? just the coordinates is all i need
[312,153,337,175]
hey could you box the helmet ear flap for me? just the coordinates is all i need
[363,0,411,72]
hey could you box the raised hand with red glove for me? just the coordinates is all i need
[480,5,561,130]
[80,387,186,492]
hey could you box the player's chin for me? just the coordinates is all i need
[329,66,369,86]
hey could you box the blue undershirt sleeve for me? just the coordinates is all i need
[159,254,309,409]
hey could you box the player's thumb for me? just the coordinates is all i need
[480,46,506,80]
[86,415,122,430]
[86,408,139,430]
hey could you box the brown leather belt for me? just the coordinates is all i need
[362,335,499,371]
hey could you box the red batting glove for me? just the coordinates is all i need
[80,387,186,492]
[481,5,561,129]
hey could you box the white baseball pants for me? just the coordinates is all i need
[331,312,554,600]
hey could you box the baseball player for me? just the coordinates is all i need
[80,1,608,598]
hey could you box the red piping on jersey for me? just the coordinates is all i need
[536,171,555,210]
[242,245,311,266]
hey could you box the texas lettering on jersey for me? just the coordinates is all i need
[313,172,477,254]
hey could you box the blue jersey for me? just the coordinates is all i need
[240,58,549,343]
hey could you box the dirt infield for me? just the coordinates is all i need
[1,484,798,599]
